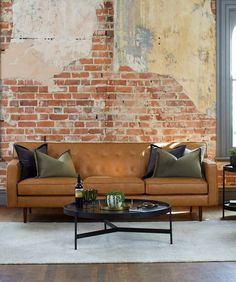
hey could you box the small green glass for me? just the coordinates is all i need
[83,189,98,208]
[90,189,98,205]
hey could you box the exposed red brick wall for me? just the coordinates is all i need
[0,0,12,183]
[0,0,230,190]
[0,0,12,51]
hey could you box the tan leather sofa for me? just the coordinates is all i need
[7,142,218,222]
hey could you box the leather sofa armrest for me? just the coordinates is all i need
[7,159,21,207]
[202,159,218,205]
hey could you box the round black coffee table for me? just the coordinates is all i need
[64,199,173,249]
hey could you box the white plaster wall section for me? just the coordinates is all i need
[1,0,103,84]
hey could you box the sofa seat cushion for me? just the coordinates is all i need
[18,177,76,195]
[145,177,207,195]
[83,176,144,195]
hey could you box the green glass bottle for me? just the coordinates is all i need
[75,174,84,208]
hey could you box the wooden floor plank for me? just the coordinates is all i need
[1,263,236,282]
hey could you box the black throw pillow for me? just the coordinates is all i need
[14,143,48,180]
[142,144,186,179]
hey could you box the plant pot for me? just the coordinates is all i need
[230,156,236,167]
[106,193,124,208]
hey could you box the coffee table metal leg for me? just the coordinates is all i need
[169,209,173,244]
[222,168,225,219]
[74,216,77,250]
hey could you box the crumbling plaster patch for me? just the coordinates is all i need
[1,0,103,84]
[115,0,216,116]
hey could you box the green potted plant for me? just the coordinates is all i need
[229,148,236,167]
[106,191,125,208]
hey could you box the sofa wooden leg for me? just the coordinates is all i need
[29,208,32,214]
[23,208,27,223]
[198,206,202,221]
[190,206,193,213]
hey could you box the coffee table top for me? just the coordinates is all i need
[64,199,171,220]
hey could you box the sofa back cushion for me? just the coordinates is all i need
[47,143,150,178]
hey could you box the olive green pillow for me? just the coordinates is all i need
[153,148,202,178]
[34,150,77,178]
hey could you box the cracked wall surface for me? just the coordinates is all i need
[115,0,216,116]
